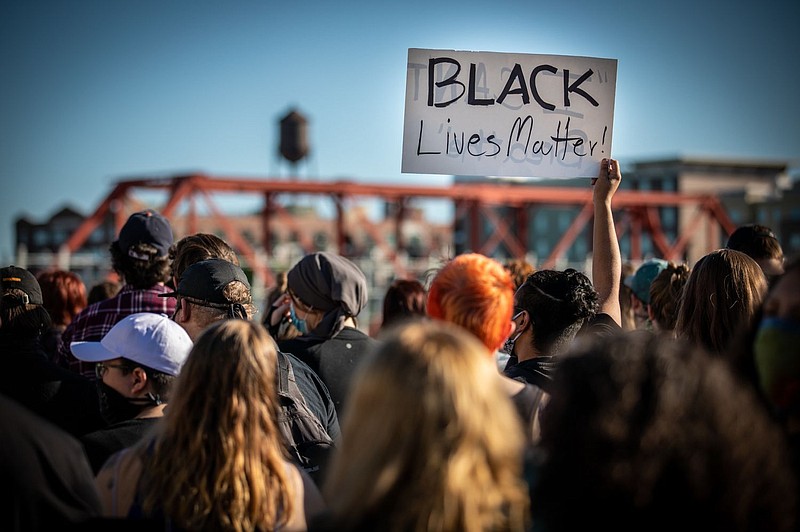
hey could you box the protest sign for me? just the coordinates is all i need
[402,48,617,179]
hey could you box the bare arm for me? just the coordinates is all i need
[592,158,622,326]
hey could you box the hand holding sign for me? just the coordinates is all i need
[402,48,618,179]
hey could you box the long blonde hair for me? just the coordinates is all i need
[323,320,530,531]
[140,320,294,531]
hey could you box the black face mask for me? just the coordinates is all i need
[96,380,151,425]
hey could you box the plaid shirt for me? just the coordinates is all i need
[58,284,177,379]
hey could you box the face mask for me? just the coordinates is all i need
[501,311,525,355]
[753,317,800,414]
[289,303,309,335]
[96,381,150,425]
[501,331,523,356]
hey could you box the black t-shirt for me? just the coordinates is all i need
[579,312,622,337]
[279,327,379,418]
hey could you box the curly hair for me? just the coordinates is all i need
[648,262,691,332]
[533,331,797,532]
[139,320,294,530]
[324,320,530,531]
[427,253,515,353]
[110,241,172,288]
[516,269,599,357]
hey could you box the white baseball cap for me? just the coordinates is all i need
[70,313,192,376]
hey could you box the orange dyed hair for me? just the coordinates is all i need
[427,253,514,353]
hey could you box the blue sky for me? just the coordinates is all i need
[1,0,799,262]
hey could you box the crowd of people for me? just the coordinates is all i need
[2,157,798,531]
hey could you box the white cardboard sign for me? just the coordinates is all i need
[402,48,617,179]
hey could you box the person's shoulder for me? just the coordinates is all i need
[581,312,622,337]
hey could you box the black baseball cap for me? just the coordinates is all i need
[0,265,44,305]
[160,259,250,304]
[117,209,173,259]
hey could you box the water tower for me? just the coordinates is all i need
[278,108,310,179]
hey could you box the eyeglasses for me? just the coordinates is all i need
[95,362,131,380]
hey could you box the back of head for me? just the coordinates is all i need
[727,224,783,262]
[87,280,121,305]
[142,319,290,530]
[727,224,785,281]
[381,278,427,329]
[324,319,528,531]
[1,265,51,337]
[675,249,768,355]
[427,253,514,353]
[504,258,536,290]
[533,331,796,532]
[287,251,368,338]
[648,262,691,332]
[169,233,239,282]
[164,258,255,322]
[517,269,598,356]
[625,258,669,305]
[37,270,87,327]
[111,210,174,288]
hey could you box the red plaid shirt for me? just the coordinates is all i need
[58,284,177,378]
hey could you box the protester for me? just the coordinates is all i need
[530,331,797,532]
[1,265,105,436]
[503,157,623,393]
[95,320,326,530]
[277,251,377,417]
[37,269,87,362]
[503,258,536,290]
[379,278,427,331]
[427,252,544,438]
[264,270,302,341]
[168,232,240,286]
[624,258,668,329]
[164,258,256,339]
[0,394,101,531]
[732,256,800,507]
[726,223,785,283]
[87,279,121,305]
[59,209,176,377]
[675,248,767,356]
[647,261,691,333]
[319,320,530,531]
[70,312,192,474]
[166,255,340,483]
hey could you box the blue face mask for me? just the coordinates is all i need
[289,302,309,335]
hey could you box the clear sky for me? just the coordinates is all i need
[2,0,799,263]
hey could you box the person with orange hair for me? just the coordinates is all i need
[427,252,544,439]
[37,269,88,363]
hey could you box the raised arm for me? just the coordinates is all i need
[592,157,622,326]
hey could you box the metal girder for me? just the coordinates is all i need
[60,174,736,281]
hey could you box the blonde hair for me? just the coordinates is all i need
[323,320,530,531]
[139,320,294,530]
